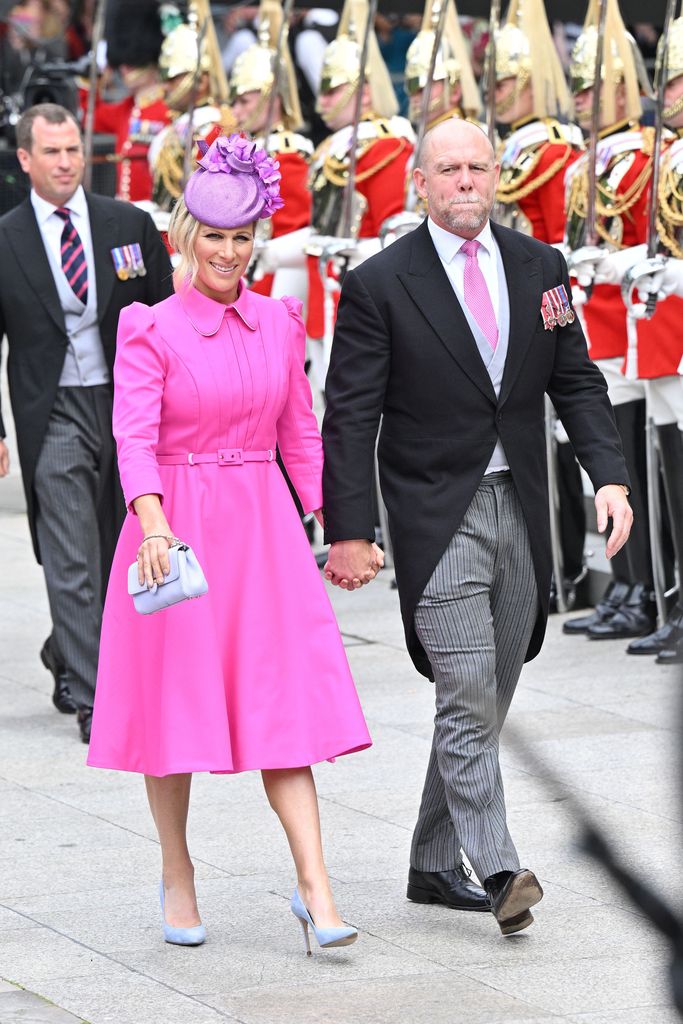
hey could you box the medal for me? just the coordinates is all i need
[111,246,130,280]
[131,243,147,277]
[123,245,138,278]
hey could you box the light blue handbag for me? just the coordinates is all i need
[128,543,208,615]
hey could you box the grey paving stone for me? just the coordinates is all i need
[0,987,86,1022]
[199,973,563,1024]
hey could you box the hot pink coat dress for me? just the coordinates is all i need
[87,283,371,777]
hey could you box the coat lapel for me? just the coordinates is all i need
[397,220,497,405]
[6,200,66,334]
[492,222,543,408]
[87,194,117,320]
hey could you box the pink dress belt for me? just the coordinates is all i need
[156,448,275,466]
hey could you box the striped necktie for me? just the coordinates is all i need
[55,207,88,305]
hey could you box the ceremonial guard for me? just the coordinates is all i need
[147,0,235,222]
[230,0,313,298]
[563,0,658,642]
[91,0,172,203]
[403,0,481,134]
[305,0,415,355]
[592,18,683,664]
[493,0,587,610]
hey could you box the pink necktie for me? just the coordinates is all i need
[461,239,498,350]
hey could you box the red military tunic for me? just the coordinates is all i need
[250,130,313,298]
[565,123,648,362]
[497,117,584,244]
[628,133,683,380]
[90,85,172,202]
[306,115,415,339]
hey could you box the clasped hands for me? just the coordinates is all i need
[324,539,385,591]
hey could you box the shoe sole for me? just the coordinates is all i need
[495,871,543,936]
[406,884,491,912]
[320,932,358,948]
[588,629,654,641]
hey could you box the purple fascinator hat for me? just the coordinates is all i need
[184,133,284,228]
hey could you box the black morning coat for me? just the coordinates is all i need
[322,218,631,680]
[0,191,174,560]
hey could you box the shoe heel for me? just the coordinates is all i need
[298,916,312,956]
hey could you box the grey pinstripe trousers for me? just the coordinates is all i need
[33,386,121,710]
[410,472,538,883]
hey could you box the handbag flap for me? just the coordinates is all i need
[128,546,181,595]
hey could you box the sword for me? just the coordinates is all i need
[262,0,296,145]
[83,0,107,192]
[484,0,502,145]
[339,0,379,238]
[584,0,608,249]
[621,0,678,319]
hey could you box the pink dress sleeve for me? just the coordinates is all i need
[113,302,168,512]
[275,296,323,515]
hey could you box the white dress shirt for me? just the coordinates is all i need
[31,186,109,387]
[427,216,509,474]
[427,216,501,324]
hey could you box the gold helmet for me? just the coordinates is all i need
[318,0,398,119]
[404,0,480,120]
[569,0,650,125]
[159,0,229,111]
[229,0,303,131]
[657,16,683,120]
[494,0,571,119]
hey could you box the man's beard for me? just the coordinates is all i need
[439,196,489,234]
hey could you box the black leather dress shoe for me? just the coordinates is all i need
[484,869,543,936]
[40,638,77,714]
[407,865,490,911]
[562,580,630,635]
[77,707,93,744]
[587,583,656,640]
[628,606,683,655]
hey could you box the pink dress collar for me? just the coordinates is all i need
[178,279,257,336]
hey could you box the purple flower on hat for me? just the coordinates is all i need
[190,133,284,221]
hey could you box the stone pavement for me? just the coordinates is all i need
[0,424,680,1024]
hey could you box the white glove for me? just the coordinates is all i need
[593,244,647,285]
[566,245,607,288]
[251,227,312,279]
[342,237,381,271]
[635,257,683,300]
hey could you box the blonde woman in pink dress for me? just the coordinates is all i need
[87,134,378,953]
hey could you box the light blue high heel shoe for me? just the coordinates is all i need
[290,887,358,956]
[159,881,206,946]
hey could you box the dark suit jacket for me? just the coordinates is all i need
[322,219,630,679]
[0,191,173,560]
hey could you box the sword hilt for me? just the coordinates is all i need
[620,255,668,321]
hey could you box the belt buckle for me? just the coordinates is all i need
[218,448,242,465]
[267,449,274,462]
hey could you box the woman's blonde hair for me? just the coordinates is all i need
[168,196,201,290]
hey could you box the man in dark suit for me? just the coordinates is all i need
[0,103,173,743]
[322,118,632,935]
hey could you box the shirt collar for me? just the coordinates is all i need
[31,185,88,228]
[427,216,495,264]
[178,278,257,336]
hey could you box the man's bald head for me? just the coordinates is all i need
[419,117,494,173]
[413,116,500,239]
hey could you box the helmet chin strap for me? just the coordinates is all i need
[495,70,531,118]
[318,80,359,125]
[244,90,271,135]
[664,92,683,122]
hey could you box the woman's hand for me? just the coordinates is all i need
[131,494,174,588]
[137,534,174,588]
